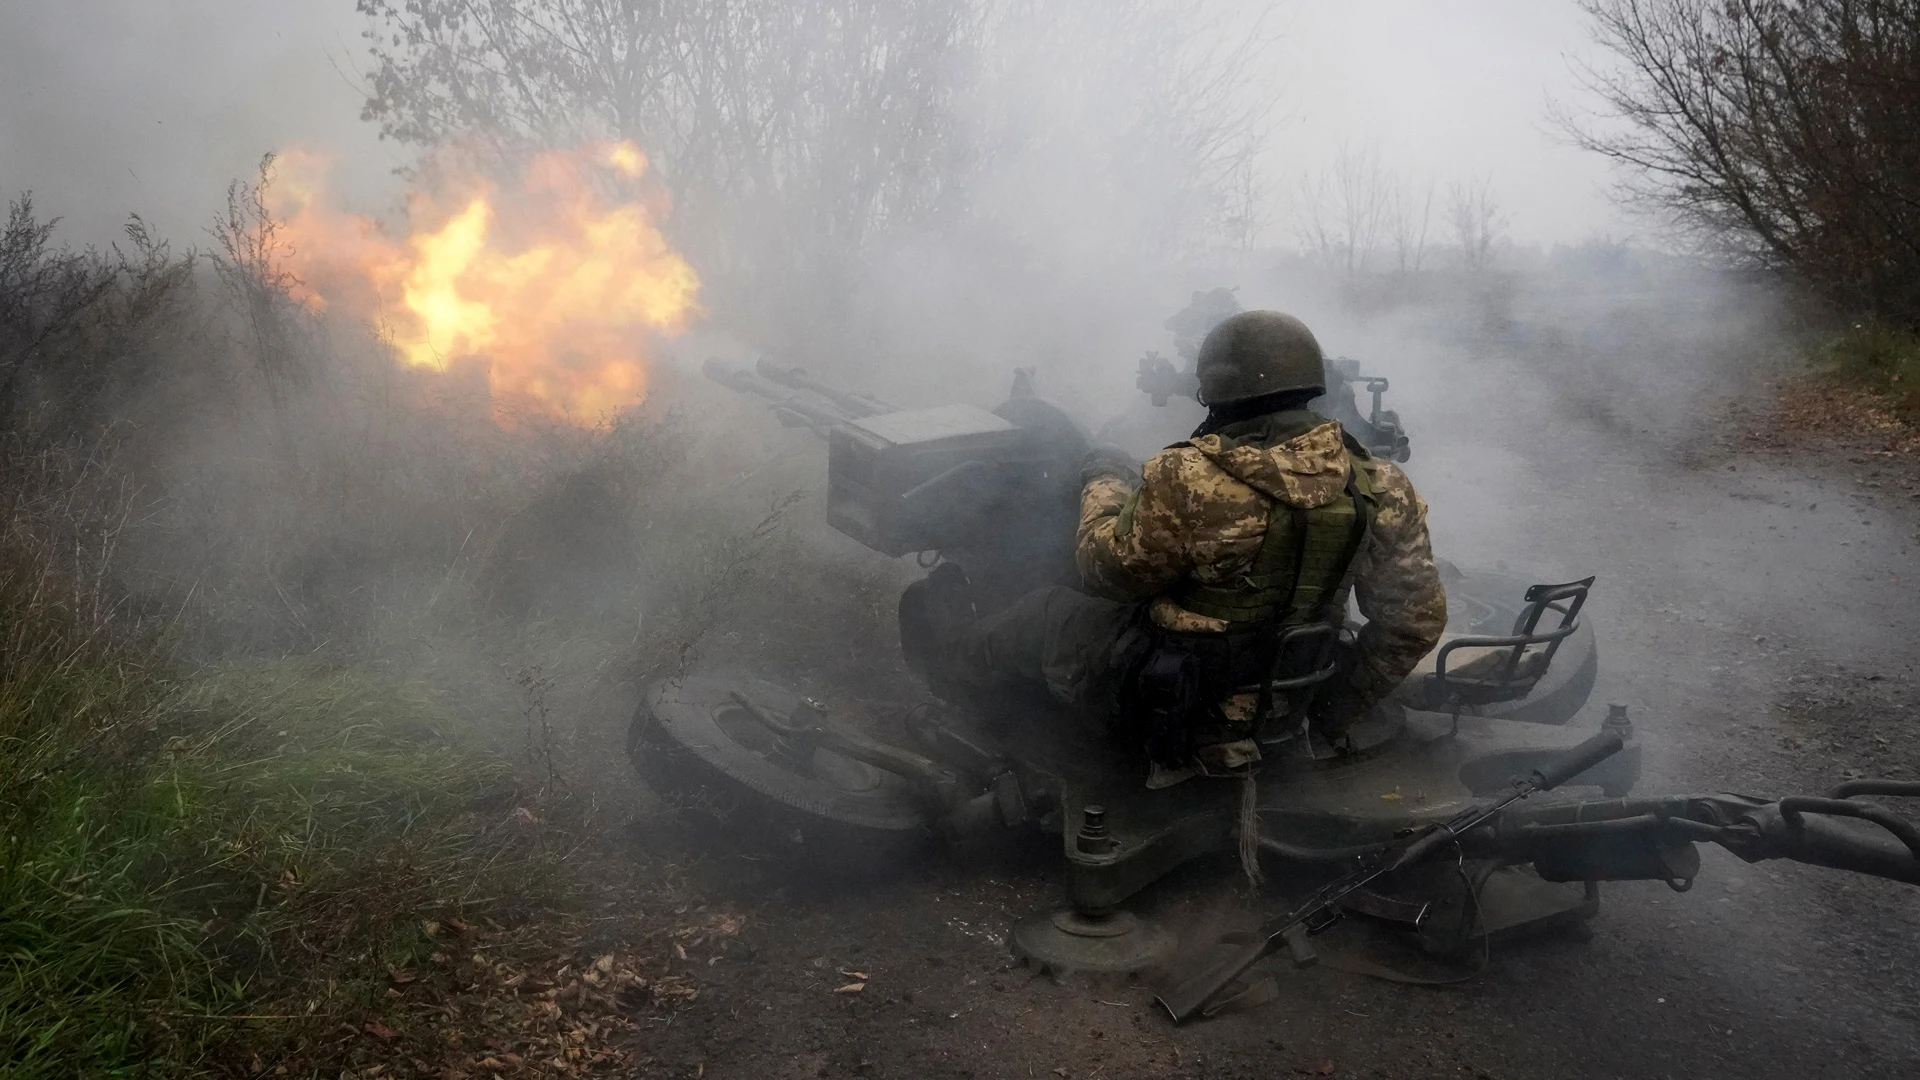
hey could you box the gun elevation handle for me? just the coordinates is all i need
[1529,731,1625,792]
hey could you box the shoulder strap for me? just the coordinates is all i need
[1171,447,1375,627]
[1315,463,1376,621]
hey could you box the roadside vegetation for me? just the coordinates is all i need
[0,621,552,1076]
[0,187,794,1076]
[1569,0,1920,420]
[1818,322,1920,417]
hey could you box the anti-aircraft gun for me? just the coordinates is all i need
[656,354,1920,1020]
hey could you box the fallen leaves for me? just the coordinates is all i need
[833,966,870,993]
[1750,377,1920,458]
[318,906,749,1079]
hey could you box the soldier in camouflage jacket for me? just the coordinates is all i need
[945,312,1446,783]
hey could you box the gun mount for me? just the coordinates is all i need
[702,358,873,431]
[672,352,1916,1012]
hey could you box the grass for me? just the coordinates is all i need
[0,191,786,1078]
[0,609,557,1078]
[1818,321,1920,415]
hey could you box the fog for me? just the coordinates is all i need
[0,0,1790,692]
[3,2,1627,248]
[1283,1,1626,244]
[10,6,1920,1077]
[1,1,403,244]
[1,1,1662,444]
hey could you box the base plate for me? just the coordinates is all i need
[1010,909,1175,974]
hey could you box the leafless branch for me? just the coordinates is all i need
[1565,0,1920,323]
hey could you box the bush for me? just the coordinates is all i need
[0,195,583,1077]
[1572,0,1920,328]
[1819,322,1920,416]
[0,165,809,1074]
[0,611,548,1077]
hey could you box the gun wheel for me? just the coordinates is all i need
[629,670,930,870]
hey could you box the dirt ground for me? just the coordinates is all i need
[549,297,1920,1080]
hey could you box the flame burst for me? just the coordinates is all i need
[269,142,699,424]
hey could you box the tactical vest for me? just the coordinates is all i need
[1168,439,1378,632]
[1117,427,1381,768]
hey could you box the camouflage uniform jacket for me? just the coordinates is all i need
[1077,417,1448,731]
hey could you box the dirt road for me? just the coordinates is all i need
[608,293,1920,1079]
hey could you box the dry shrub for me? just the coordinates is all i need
[0,180,798,1075]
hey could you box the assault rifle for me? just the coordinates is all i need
[1157,728,1920,1023]
[1158,728,1624,1023]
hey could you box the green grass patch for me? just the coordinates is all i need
[1818,321,1920,414]
[1,648,556,1079]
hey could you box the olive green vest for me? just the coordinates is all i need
[1170,432,1378,631]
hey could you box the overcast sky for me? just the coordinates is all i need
[1279,1,1624,246]
[0,1,1628,250]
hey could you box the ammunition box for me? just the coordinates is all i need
[827,405,1040,556]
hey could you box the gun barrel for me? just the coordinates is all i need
[755,358,893,418]
[701,358,758,395]
[703,358,855,430]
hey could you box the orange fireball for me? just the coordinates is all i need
[268,142,700,424]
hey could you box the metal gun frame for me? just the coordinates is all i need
[661,354,1920,1017]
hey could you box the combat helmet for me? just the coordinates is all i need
[1194,311,1326,406]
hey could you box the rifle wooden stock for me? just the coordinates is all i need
[1156,938,1273,1022]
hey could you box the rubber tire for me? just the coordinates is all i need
[628,671,931,872]
[1435,567,1600,726]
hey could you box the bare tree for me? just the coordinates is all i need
[209,155,313,406]
[1219,148,1271,254]
[358,1,976,322]
[1029,0,1282,259]
[1447,176,1507,273]
[1564,0,1920,324]
[356,0,1282,341]
[1293,144,1395,277]
[1389,176,1436,274]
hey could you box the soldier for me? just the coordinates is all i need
[939,311,1447,786]
[1166,287,1244,363]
